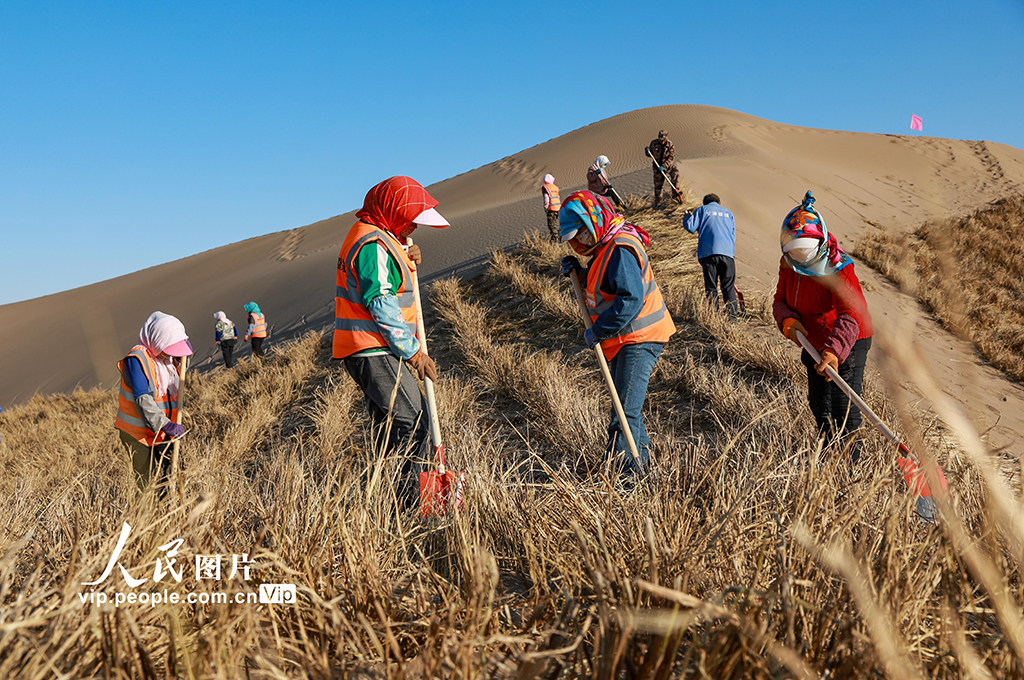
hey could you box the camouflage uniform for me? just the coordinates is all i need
[649,137,679,206]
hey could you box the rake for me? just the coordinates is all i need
[795,330,948,520]
[407,238,464,518]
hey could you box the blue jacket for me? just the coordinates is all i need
[682,202,736,259]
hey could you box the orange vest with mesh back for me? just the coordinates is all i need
[114,346,178,446]
[585,233,676,360]
[333,221,419,359]
[543,183,561,212]
[250,312,267,338]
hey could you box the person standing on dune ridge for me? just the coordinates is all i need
[648,130,679,207]
[587,155,622,207]
[243,302,268,359]
[541,174,562,243]
[333,176,449,507]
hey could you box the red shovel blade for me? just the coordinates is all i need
[896,444,949,498]
[419,446,465,519]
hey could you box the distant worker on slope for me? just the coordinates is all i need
[587,155,624,208]
[114,311,192,493]
[559,190,676,475]
[333,176,448,506]
[648,130,679,207]
[243,302,268,359]
[773,191,873,463]
[214,311,238,368]
[541,174,562,243]
[683,193,739,317]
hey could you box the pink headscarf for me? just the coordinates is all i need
[138,312,187,398]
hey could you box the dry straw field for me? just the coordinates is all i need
[1,190,1023,678]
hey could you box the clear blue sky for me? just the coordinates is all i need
[1,0,1021,305]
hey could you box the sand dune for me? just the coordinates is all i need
[3,104,1023,454]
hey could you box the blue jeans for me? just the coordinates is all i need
[605,342,663,474]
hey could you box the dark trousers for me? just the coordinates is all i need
[251,337,265,358]
[220,339,236,368]
[652,165,679,204]
[606,342,663,475]
[801,337,872,459]
[545,210,560,243]
[699,254,739,316]
[344,353,430,501]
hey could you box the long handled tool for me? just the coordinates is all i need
[407,238,464,518]
[645,146,684,202]
[795,330,948,520]
[568,270,644,474]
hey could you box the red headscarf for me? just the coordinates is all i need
[356,176,439,239]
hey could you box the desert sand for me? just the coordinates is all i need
[2,104,1023,454]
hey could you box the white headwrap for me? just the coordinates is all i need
[214,310,232,325]
[543,173,555,185]
[138,311,187,398]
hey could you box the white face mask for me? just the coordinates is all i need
[782,237,822,265]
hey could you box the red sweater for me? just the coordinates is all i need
[773,258,873,362]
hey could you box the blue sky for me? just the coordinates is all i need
[1,0,1022,305]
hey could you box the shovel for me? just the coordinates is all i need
[794,330,949,520]
[644,146,684,202]
[407,238,465,518]
[568,270,644,474]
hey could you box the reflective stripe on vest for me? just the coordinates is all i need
[585,234,676,361]
[543,183,561,212]
[250,313,267,338]
[114,346,178,446]
[333,222,420,359]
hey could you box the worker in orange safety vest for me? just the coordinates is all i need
[558,190,675,476]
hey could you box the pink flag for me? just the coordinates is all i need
[910,114,923,132]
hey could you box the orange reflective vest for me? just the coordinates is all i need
[585,233,676,360]
[333,221,419,359]
[543,182,561,212]
[114,346,178,446]
[250,312,267,338]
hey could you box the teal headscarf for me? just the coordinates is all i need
[243,302,261,315]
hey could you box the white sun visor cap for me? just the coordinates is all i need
[560,228,580,242]
[782,237,821,264]
[413,208,450,228]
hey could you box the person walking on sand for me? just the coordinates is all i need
[648,130,679,207]
[214,311,238,368]
[558,190,676,475]
[773,191,873,463]
[541,174,562,243]
[683,194,739,317]
[333,176,448,506]
[586,155,623,208]
[114,311,192,493]
[243,302,267,359]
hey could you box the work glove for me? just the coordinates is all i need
[407,244,422,265]
[815,349,840,381]
[583,327,600,349]
[407,350,438,382]
[780,317,809,346]
[560,256,582,277]
[161,421,185,439]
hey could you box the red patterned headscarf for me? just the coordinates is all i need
[356,176,440,240]
[559,190,650,250]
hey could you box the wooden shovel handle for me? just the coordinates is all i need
[407,238,445,471]
[569,270,643,472]
[794,331,898,445]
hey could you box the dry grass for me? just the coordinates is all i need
[0,189,1022,677]
[856,194,1024,381]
